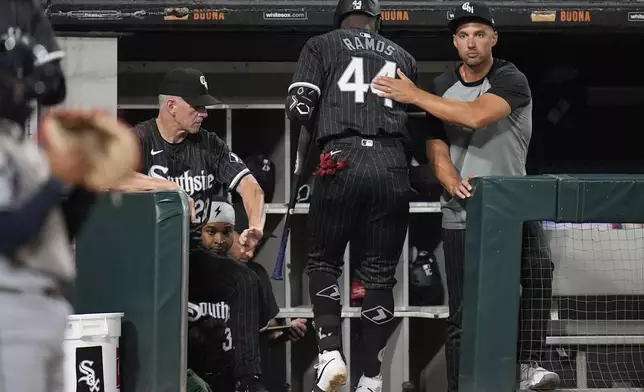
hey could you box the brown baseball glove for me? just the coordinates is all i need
[39,108,141,191]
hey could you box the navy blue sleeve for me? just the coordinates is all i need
[0,178,69,256]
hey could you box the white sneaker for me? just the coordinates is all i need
[356,374,383,392]
[520,362,560,390]
[312,350,347,392]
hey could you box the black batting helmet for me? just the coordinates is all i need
[333,0,381,29]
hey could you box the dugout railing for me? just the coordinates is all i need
[460,174,644,392]
[73,191,191,392]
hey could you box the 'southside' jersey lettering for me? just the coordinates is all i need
[188,301,230,323]
[148,165,215,196]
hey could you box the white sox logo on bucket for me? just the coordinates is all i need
[76,346,104,392]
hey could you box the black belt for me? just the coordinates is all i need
[0,285,64,298]
[323,135,402,149]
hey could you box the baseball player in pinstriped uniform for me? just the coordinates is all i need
[188,197,271,392]
[286,0,418,390]
[373,2,560,391]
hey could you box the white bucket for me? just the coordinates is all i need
[63,313,124,392]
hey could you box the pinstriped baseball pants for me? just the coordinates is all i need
[304,136,412,290]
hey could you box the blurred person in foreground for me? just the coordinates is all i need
[0,1,138,391]
[188,197,270,392]
[372,2,559,390]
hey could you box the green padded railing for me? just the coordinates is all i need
[459,174,644,392]
[72,191,191,392]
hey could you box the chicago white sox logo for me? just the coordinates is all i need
[199,75,208,90]
[462,2,474,13]
[78,360,101,392]
[352,0,362,10]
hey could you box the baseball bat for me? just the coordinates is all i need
[271,125,315,280]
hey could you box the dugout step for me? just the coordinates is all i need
[276,305,449,319]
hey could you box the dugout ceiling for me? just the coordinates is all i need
[44,0,644,33]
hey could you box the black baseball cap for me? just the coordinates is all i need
[158,68,220,106]
[448,1,496,33]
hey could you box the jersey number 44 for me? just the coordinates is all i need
[337,56,397,108]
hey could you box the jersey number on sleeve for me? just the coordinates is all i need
[222,327,233,352]
[337,56,397,108]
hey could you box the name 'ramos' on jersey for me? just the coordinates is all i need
[290,28,418,141]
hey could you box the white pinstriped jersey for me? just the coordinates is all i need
[290,27,418,144]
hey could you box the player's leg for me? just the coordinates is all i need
[518,221,559,390]
[441,227,467,392]
[354,145,411,390]
[305,148,364,392]
[0,291,69,392]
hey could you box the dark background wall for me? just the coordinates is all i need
[117,30,644,175]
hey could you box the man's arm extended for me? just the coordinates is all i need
[373,68,531,131]
[107,172,197,221]
[236,175,265,233]
[108,171,180,192]
[412,91,511,131]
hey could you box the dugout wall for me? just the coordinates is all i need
[461,175,644,392]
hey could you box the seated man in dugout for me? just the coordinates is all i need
[229,229,309,386]
[188,196,271,392]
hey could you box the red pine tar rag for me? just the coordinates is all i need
[313,152,348,177]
